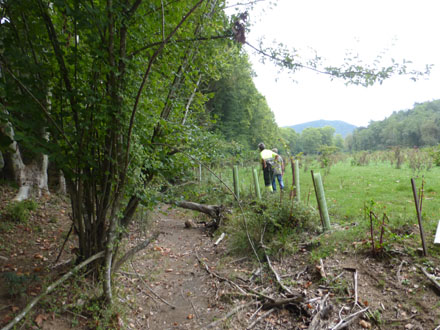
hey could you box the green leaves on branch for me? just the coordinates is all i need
[246,42,432,86]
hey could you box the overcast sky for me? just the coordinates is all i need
[237,0,440,127]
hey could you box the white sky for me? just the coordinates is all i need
[237,0,440,127]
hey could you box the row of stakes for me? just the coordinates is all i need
[232,159,331,232]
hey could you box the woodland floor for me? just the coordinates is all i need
[1,184,440,329]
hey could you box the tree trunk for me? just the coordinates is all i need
[0,121,49,201]
[57,170,67,194]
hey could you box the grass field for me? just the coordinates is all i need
[206,156,440,257]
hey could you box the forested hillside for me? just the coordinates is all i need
[347,99,440,151]
[287,119,357,138]
[205,53,279,154]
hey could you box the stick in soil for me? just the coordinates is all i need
[264,250,292,294]
[331,307,369,330]
[54,223,73,264]
[204,301,254,329]
[181,289,200,325]
[246,308,275,330]
[196,253,249,296]
[130,260,176,309]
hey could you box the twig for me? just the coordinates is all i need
[50,258,73,269]
[246,308,275,330]
[318,258,326,278]
[332,271,345,282]
[204,301,254,329]
[296,266,308,280]
[196,253,248,296]
[396,260,406,284]
[65,309,88,320]
[0,305,12,312]
[54,223,73,264]
[264,251,292,294]
[308,293,330,330]
[383,315,416,323]
[262,296,303,309]
[1,252,104,330]
[181,289,200,325]
[129,260,176,309]
[331,307,369,330]
[248,305,263,321]
[353,270,359,307]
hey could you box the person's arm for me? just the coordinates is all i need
[281,158,285,174]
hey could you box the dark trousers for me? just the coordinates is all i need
[263,165,274,186]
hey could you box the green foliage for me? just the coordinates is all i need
[349,100,440,151]
[351,151,370,166]
[206,53,279,151]
[428,144,440,166]
[318,145,339,174]
[225,197,320,257]
[407,148,433,174]
[2,272,38,297]
[1,200,38,223]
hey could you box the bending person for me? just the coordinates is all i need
[258,143,278,193]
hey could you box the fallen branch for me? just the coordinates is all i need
[264,251,292,294]
[331,307,369,330]
[246,308,275,330]
[420,266,440,293]
[112,231,160,272]
[308,294,330,330]
[262,296,303,309]
[383,315,416,323]
[1,251,105,330]
[176,201,225,228]
[204,301,254,329]
[318,258,327,278]
[196,253,248,296]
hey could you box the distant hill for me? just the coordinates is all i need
[286,120,357,138]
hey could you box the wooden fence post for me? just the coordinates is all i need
[233,165,240,199]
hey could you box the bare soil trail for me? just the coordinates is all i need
[117,206,234,330]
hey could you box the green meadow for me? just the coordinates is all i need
[209,156,440,257]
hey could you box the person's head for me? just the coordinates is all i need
[272,148,278,153]
[258,142,265,151]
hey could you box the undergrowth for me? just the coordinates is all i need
[1,199,38,223]
[224,196,320,258]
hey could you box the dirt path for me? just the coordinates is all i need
[118,207,229,330]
